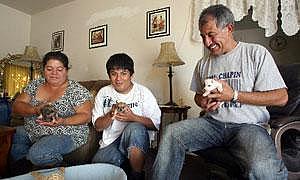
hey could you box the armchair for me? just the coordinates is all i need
[194,63,300,179]
[268,63,300,180]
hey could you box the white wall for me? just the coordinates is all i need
[30,0,203,118]
[0,4,31,57]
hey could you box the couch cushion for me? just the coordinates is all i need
[79,80,110,100]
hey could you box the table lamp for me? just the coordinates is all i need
[19,46,41,80]
[153,42,185,106]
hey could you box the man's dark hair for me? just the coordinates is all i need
[106,53,134,76]
[199,4,235,29]
[43,51,70,70]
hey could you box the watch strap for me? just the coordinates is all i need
[232,90,238,102]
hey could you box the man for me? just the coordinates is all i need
[152,4,288,180]
[92,53,161,180]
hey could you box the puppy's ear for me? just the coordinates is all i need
[216,84,223,92]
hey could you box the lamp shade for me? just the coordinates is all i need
[153,42,185,67]
[20,46,41,63]
[17,46,41,80]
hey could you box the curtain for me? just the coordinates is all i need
[192,0,300,42]
[281,0,300,36]
[3,64,41,97]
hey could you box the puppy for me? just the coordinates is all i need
[114,101,127,114]
[38,103,58,122]
[203,78,223,97]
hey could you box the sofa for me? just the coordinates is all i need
[63,80,111,165]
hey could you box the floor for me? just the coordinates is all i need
[143,149,225,180]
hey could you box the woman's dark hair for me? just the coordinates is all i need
[42,51,70,70]
[106,53,134,76]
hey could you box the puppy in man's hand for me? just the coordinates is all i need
[203,78,224,106]
[113,101,127,115]
[203,78,223,96]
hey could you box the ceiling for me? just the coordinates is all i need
[0,0,75,15]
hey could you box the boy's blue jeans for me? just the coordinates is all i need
[11,126,76,167]
[152,117,288,180]
[92,122,150,167]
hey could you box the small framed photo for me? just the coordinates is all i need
[146,7,170,39]
[89,24,108,49]
[51,30,64,51]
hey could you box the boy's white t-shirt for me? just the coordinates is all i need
[92,82,161,148]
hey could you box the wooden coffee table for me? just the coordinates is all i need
[0,125,16,177]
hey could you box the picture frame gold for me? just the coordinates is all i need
[51,30,64,52]
[89,24,108,49]
[146,7,170,39]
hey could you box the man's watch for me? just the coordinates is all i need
[231,90,239,103]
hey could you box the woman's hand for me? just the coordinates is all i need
[34,101,49,115]
[36,117,65,126]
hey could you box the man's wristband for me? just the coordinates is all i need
[232,90,239,102]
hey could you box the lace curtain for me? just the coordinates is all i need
[192,0,300,42]
[281,0,300,36]
[3,64,41,97]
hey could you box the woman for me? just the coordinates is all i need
[10,51,92,172]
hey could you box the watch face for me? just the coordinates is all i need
[269,35,287,51]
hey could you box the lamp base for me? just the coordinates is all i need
[164,101,178,106]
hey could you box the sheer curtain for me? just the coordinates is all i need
[192,0,300,42]
[3,64,41,97]
[281,0,300,36]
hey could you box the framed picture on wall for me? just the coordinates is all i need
[89,24,107,49]
[146,7,170,39]
[51,30,64,51]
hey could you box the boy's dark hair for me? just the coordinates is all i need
[106,53,134,76]
[43,51,70,70]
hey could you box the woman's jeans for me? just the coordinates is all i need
[10,126,76,167]
[152,117,288,180]
[92,122,150,167]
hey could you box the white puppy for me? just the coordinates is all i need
[203,78,223,97]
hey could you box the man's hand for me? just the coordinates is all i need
[195,93,222,112]
[114,106,136,122]
[206,79,234,102]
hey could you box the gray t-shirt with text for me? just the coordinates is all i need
[190,42,286,125]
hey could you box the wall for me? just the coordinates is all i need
[0,4,31,57]
[30,0,203,118]
[234,13,300,65]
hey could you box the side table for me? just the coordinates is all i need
[158,105,191,145]
[0,125,16,177]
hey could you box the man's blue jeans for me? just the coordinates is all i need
[10,126,76,167]
[92,122,150,167]
[152,117,288,180]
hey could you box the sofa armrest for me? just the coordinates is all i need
[269,116,300,129]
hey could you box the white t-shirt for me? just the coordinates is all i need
[190,42,286,125]
[92,82,161,148]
